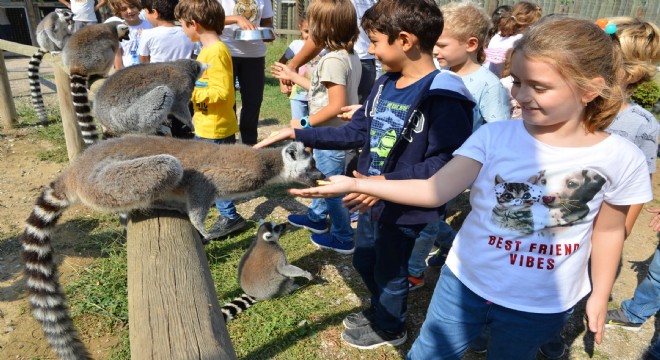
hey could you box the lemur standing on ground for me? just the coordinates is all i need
[28,9,74,126]
[21,136,324,360]
[62,21,129,145]
[221,221,314,322]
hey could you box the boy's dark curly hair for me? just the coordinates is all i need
[361,0,443,53]
[141,0,178,21]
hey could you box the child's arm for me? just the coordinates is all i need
[192,50,233,103]
[290,155,482,208]
[139,55,150,64]
[271,62,310,90]
[304,82,346,126]
[57,0,71,9]
[587,201,628,344]
[114,48,124,70]
[95,0,107,11]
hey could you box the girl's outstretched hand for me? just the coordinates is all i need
[342,171,381,213]
[289,175,357,198]
[253,128,294,149]
[271,62,296,81]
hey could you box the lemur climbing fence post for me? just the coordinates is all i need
[126,209,237,360]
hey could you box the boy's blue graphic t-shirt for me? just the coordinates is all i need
[368,72,435,175]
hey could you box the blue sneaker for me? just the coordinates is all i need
[427,247,450,267]
[288,214,329,234]
[350,211,359,223]
[310,233,354,254]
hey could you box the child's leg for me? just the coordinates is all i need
[234,57,265,146]
[407,266,488,360]
[369,221,421,333]
[408,220,440,278]
[353,213,380,305]
[488,303,572,359]
[314,150,353,241]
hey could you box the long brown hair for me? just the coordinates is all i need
[513,17,624,132]
[499,1,542,37]
[307,0,358,53]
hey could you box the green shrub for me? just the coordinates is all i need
[630,81,660,111]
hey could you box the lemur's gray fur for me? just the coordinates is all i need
[21,136,324,360]
[62,22,129,145]
[221,221,313,322]
[94,59,205,137]
[28,9,74,125]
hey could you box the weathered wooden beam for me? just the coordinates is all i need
[52,54,84,161]
[0,49,19,129]
[127,210,237,360]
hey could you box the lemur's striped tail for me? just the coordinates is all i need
[221,294,257,322]
[22,185,92,360]
[28,49,49,126]
[70,73,98,145]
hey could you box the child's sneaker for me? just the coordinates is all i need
[310,233,354,254]
[209,215,247,238]
[605,308,643,331]
[538,334,567,360]
[427,247,450,267]
[343,308,375,329]
[408,275,425,291]
[288,214,329,234]
[341,324,407,349]
[350,211,359,223]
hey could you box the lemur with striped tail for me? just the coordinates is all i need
[62,21,129,145]
[27,9,74,126]
[221,221,313,322]
[21,136,324,360]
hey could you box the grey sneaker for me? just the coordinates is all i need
[209,215,247,239]
[341,324,407,349]
[343,308,375,329]
[605,308,643,332]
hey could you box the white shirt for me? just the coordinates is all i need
[138,26,195,63]
[446,120,652,313]
[70,0,96,22]
[105,14,153,67]
[219,0,273,58]
[350,0,377,60]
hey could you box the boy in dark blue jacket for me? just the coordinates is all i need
[254,0,473,349]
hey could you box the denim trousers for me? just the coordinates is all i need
[308,149,353,242]
[622,244,660,323]
[408,217,456,277]
[408,266,573,360]
[354,212,424,332]
[194,135,239,219]
[290,99,309,120]
[233,56,265,145]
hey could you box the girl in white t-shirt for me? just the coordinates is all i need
[291,18,653,359]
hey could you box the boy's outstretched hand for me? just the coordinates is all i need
[338,104,362,121]
[253,128,295,149]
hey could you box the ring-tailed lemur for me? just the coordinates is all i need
[27,9,74,126]
[221,221,313,322]
[94,59,205,137]
[62,21,129,145]
[21,136,324,360]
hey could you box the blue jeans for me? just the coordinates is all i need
[622,244,660,323]
[290,99,309,120]
[354,212,424,332]
[308,149,353,242]
[233,56,265,145]
[408,217,456,277]
[194,135,239,219]
[408,266,572,360]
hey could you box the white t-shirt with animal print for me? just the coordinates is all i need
[446,120,652,314]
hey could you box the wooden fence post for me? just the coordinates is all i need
[126,210,237,360]
[52,55,84,161]
[0,50,19,129]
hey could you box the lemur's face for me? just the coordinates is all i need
[260,222,286,242]
[281,142,325,187]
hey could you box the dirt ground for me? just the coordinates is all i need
[1,53,660,359]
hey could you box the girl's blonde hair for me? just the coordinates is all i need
[108,0,141,17]
[513,17,624,132]
[608,17,660,94]
[499,1,542,37]
[441,2,492,64]
[307,0,358,53]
